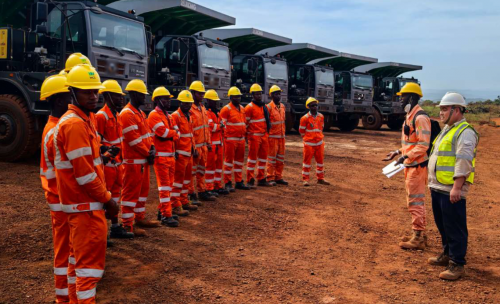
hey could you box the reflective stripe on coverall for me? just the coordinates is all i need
[189,103,211,193]
[266,101,286,181]
[299,112,325,181]
[245,101,268,182]
[220,103,246,184]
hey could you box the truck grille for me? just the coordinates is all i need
[96,59,125,76]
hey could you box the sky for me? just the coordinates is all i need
[193,0,500,100]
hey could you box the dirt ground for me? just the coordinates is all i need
[1,124,499,304]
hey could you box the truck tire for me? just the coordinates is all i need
[362,109,383,130]
[0,94,40,162]
[338,115,359,132]
[387,117,405,130]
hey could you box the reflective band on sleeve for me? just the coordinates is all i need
[134,207,146,213]
[299,126,306,129]
[123,159,147,164]
[55,288,69,296]
[54,267,68,275]
[43,169,56,180]
[77,288,96,300]
[224,171,232,174]
[152,122,164,132]
[180,133,193,138]
[249,133,265,136]
[249,118,266,123]
[128,137,143,146]
[226,122,246,126]
[409,194,425,198]
[158,186,172,191]
[269,135,284,138]
[233,169,242,172]
[258,158,267,162]
[62,202,103,213]
[258,166,266,170]
[122,125,139,134]
[181,189,189,194]
[76,172,97,185]
[66,147,92,161]
[121,201,136,207]
[183,180,190,184]
[157,152,175,157]
[55,160,73,169]
[409,201,424,206]
[75,268,104,278]
[97,111,109,120]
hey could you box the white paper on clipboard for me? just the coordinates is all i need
[382,161,405,178]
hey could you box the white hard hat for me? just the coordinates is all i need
[437,92,466,108]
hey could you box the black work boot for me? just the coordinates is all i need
[275,179,288,186]
[258,178,272,187]
[161,216,179,228]
[199,191,216,201]
[247,178,257,189]
[208,190,219,197]
[158,210,178,221]
[225,182,235,193]
[217,187,230,195]
[110,224,134,239]
[235,181,250,190]
[189,193,203,206]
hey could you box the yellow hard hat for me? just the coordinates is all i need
[99,80,125,95]
[59,69,67,76]
[125,79,149,95]
[65,53,91,72]
[40,75,69,101]
[397,82,423,97]
[204,89,220,101]
[189,80,206,93]
[249,83,263,93]
[269,85,282,95]
[177,90,194,103]
[228,86,242,97]
[66,65,105,90]
[152,86,173,100]
[305,97,318,109]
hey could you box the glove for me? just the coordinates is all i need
[396,155,407,165]
[108,145,120,158]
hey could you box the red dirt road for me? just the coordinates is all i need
[1,125,499,303]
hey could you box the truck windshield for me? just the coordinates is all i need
[199,44,230,71]
[315,69,334,86]
[265,61,287,81]
[352,74,373,90]
[90,12,146,56]
[399,79,418,89]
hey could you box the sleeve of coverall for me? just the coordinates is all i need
[453,128,478,180]
[220,107,229,125]
[405,115,431,162]
[171,114,180,147]
[208,114,218,133]
[95,112,106,141]
[150,113,178,139]
[63,122,111,203]
[245,105,252,128]
[121,112,150,157]
[299,116,307,137]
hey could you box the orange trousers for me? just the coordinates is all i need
[302,142,325,181]
[404,166,427,231]
[223,139,245,184]
[267,138,285,182]
[172,154,192,207]
[206,143,223,190]
[67,210,107,304]
[50,210,71,303]
[121,163,150,227]
[103,164,122,222]
[154,157,175,217]
[246,135,269,182]
[190,146,208,193]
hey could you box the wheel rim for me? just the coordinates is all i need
[0,114,16,144]
[366,115,376,124]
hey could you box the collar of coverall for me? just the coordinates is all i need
[68,104,90,121]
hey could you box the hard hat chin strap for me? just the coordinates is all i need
[69,87,80,107]
[444,107,455,125]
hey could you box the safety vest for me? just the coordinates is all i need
[433,121,478,185]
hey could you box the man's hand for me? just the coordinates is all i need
[104,198,119,219]
[108,146,120,158]
[193,148,199,158]
[395,155,407,165]
[207,144,212,152]
[220,122,225,129]
[450,186,462,203]
[147,146,156,165]
[175,152,179,160]
[383,150,399,161]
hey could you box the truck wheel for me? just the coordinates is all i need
[362,109,383,130]
[338,115,359,132]
[0,94,40,162]
[387,118,405,130]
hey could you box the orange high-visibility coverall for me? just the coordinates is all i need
[41,115,72,303]
[118,103,153,228]
[245,101,268,182]
[189,104,211,193]
[95,104,123,206]
[299,112,325,181]
[171,109,194,207]
[399,105,431,231]
[220,103,246,184]
[53,104,111,304]
[266,101,286,182]
[148,107,179,217]
[206,109,224,191]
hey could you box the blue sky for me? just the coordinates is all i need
[193,0,500,100]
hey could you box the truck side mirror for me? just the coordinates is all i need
[247,59,255,72]
[35,2,48,23]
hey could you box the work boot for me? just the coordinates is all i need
[172,206,189,217]
[189,193,203,206]
[158,210,179,221]
[428,253,450,266]
[135,219,161,228]
[303,181,310,187]
[225,182,235,193]
[208,190,219,198]
[199,191,216,201]
[217,187,230,195]
[317,179,331,185]
[399,230,426,250]
[183,203,198,211]
[125,225,146,237]
[401,234,428,246]
[275,179,289,186]
[439,261,465,281]
[107,238,114,248]
[235,181,250,190]
[258,178,272,187]
[247,178,256,187]
[110,224,134,239]
[161,216,179,228]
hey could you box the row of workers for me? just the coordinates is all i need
[38,53,330,303]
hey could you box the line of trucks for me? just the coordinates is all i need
[0,0,422,161]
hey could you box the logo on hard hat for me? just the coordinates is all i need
[80,57,88,64]
[88,72,96,79]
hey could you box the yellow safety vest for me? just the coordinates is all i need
[432,121,478,185]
